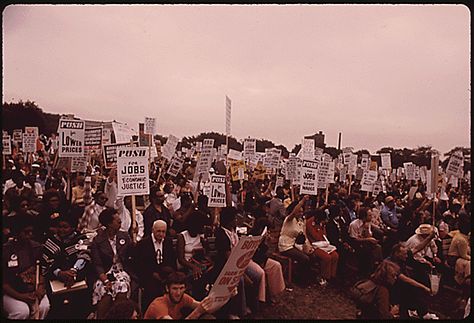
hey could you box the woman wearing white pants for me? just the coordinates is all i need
[3,215,50,319]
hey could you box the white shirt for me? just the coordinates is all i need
[151,233,164,265]
[348,219,372,239]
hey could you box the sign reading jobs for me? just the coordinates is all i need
[117,147,150,196]
[58,119,85,157]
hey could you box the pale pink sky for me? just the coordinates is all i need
[2,4,470,154]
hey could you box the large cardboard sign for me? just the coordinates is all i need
[317,159,330,189]
[23,127,39,153]
[117,147,150,196]
[58,119,85,157]
[194,139,214,182]
[380,153,392,170]
[286,156,298,182]
[230,160,246,181]
[342,147,353,165]
[446,151,463,177]
[208,230,265,312]
[13,129,23,144]
[144,117,156,135]
[227,149,242,161]
[161,134,180,161]
[300,159,319,195]
[166,156,185,177]
[71,156,87,173]
[243,138,256,160]
[112,122,136,144]
[3,134,12,155]
[301,138,315,160]
[84,127,102,147]
[208,175,226,207]
[263,148,280,169]
[103,142,138,169]
[348,153,358,176]
[360,154,370,171]
[360,170,378,192]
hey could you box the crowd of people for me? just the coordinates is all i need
[2,133,471,320]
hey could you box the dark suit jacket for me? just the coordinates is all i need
[133,235,177,287]
[90,230,134,280]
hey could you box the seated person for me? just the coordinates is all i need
[41,214,92,319]
[144,271,215,319]
[3,215,50,319]
[348,207,383,275]
[278,195,319,286]
[306,209,339,285]
[133,220,176,312]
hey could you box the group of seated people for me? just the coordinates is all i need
[2,154,471,320]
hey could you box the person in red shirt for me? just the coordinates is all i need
[306,209,339,285]
[144,271,214,319]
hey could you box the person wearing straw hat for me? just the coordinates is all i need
[406,224,441,269]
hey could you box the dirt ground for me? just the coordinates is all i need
[243,225,467,320]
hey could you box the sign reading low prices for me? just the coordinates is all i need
[208,175,226,207]
[299,159,319,195]
[3,134,12,155]
[58,119,85,157]
[208,228,266,313]
[23,127,39,153]
[117,147,150,196]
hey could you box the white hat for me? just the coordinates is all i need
[415,224,434,235]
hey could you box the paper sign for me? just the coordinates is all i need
[22,127,39,153]
[161,134,180,161]
[263,148,280,169]
[446,151,463,177]
[102,128,112,146]
[208,175,226,207]
[300,159,319,195]
[380,153,391,170]
[112,122,136,144]
[301,138,315,160]
[116,147,150,196]
[327,161,335,184]
[360,170,377,192]
[342,147,353,165]
[194,141,214,182]
[208,231,265,312]
[12,129,23,144]
[71,156,87,173]
[58,120,85,157]
[348,154,358,176]
[318,159,330,189]
[167,156,185,177]
[339,165,347,183]
[360,154,370,171]
[144,117,156,135]
[429,154,439,195]
[243,138,256,160]
[252,162,267,181]
[230,160,246,181]
[227,149,242,161]
[103,142,138,169]
[84,127,102,147]
[3,135,12,155]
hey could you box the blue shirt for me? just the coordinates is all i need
[380,205,401,229]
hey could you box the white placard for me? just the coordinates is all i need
[12,129,23,144]
[405,163,416,181]
[161,134,180,161]
[348,153,358,176]
[194,141,214,182]
[446,151,463,177]
[300,159,319,195]
[208,175,226,207]
[117,147,150,196]
[102,128,112,146]
[301,138,315,160]
[360,170,377,192]
[227,149,242,161]
[144,117,156,135]
[84,127,102,147]
[327,161,335,184]
[317,159,330,189]
[22,127,38,153]
[360,154,370,171]
[243,138,256,160]
[380,153,392,170]
[58,120,85,157]
[71,156,87,173]
[3,135,12,155]
[208,230,265,312]
[112,121,136,144]
[263,148,280,169]
[166,156,185,177]
[342,147,353,165]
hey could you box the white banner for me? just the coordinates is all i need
[3,135,12,155]
[144,117,156,135]
[117,147,150,196]
[380,153,392,170]
[300,159,319,195]
[208,175,226,207]
[58,120,85,157]
[208,230,265,312]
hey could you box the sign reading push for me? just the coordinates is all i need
[58,119,85,157]
[117,147,150,196]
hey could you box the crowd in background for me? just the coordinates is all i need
[2,133,471,320]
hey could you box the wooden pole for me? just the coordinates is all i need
[348,173,353,195]
[325,186,329,205]
[131,195,137,243]
[33,260,40,319]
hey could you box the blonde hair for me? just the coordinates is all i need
[371,260,399,285]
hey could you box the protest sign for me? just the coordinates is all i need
[360,170,377,192]
[53,157,71,172]
[355,167,364,181]
[112,121,136,144]
[286,156,298,182]
[360,154,370,171]
[166,156,185,177]
[195,141,202,152]
[161,134,180,161]
[419,166,427,184]
[71,156,87,173]
[263,148,280,169]
[429,154,439,195]
[230,160,246,181]
[372,180,382,196]
[446,150,463,177]
[243,138,256,160]
[203,139,214,149]
[342,147,353,165]
[318,159,330,189]
[301,138,315,160]
[327,161,335,184]
[58,119,85,157]
[314,147,323,162]
[225,96,231,135]
[13,129,23,144]
[208,175,226,207]
[380,153,392,170]
[22,127,39,153]
[404,163,415,181]
[300,159,319,195]
[3,134,12,155]
[348,154,358,176]
[103,142,138,169]
[252,162,267,181]
[194,140,214,182]
[84,127,102,147]
[144,117,156,135]
[369,160,378,172]
[208,230,265,312]
[116,147,150,196]
[339,165,347,183]
[227,149,242,161]
[102,128,112,145]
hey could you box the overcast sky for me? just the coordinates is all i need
[3,4,470,154]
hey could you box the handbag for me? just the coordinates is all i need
[349,279,379,305]
[295,232,306,245]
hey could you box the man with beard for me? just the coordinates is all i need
[143,271,214,319]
